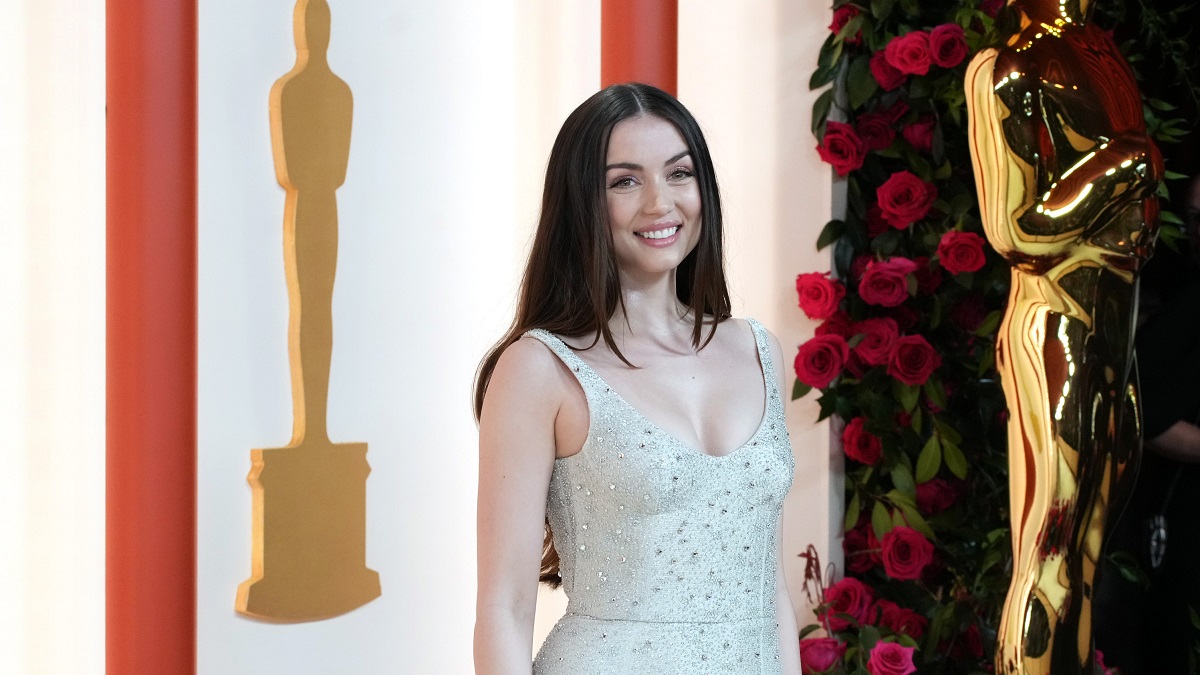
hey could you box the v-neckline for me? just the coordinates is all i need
[553,324,772,460]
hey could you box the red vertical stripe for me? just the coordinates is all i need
[601,0,678,95]
[107,1,197,673]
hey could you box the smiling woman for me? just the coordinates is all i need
[604,116,702,281]
[473,83,803,674]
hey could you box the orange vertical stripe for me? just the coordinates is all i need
[601,0,678,95]
[107,1,197,673]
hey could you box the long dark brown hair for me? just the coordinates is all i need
[473,83,731,585]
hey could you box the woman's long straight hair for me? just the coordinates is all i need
[473,83,731,586]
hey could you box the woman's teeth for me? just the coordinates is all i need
[636,226,680,240]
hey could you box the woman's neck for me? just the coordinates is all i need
[608,270,698,346]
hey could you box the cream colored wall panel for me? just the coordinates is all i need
[0,2,106,674]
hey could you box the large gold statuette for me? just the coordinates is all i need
[236,0,380,622]
[965,0,1162,671]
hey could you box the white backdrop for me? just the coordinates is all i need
[195,1,842,673]
[0,2,106,674]
[1,0,838,673]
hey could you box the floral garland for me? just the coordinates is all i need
[795,1,1197,673]
[793,2,1013,673]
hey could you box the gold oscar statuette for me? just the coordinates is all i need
[235,0,380,622]
[965,0,1162,671]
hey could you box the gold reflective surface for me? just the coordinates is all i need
[235,0,380,622]
[965,1,1161,671]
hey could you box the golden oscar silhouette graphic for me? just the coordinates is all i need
[965,0,1162,671]
[236,0,380,621]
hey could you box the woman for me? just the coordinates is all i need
[473,83,802,674]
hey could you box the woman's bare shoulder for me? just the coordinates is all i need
[485,335,573,411]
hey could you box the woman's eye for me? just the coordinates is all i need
[669,168,694,180]
[609,176,635,189]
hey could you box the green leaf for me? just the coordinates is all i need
[817,33,839,71]
[896,500,937,540]
[922,378,948,410]
[891,462,916,497]
[893,380,919,413]
[1165,170,1189,180]
[799,623,822,639]
[870,0,896,20]
[916,434,942,482]
[836,14,866,45]
[1189,606,1200,630]
[932,416,963,444]
[942,439,968,479]
[891,508,907,529]
[793,379,813,399]
[812,89,834,138]
[1107,551,1150,588]
[1161,209,1184,225]
[846,491,862,531]
[973,310,1002,337]
[847,55,879,109]
[872,500,893,541]
[860,624,882,651]
[817,219,847,251]
[809,64,837,91]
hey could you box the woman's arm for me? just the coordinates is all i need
[474,338,564,674]
[766,328,803,674]
[1147,420,1200,464]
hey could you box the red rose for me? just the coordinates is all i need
[880,99,910,124]
[869,51,906,91]
[876,171,937,229]
[937,230,987,274]
[902,114,937,154]
[856,112,895,152]
[929,23,969,68]
[867,641,917,675]
[851,253,874,281]
[880,526,935,581]
[854,317,899,366]
[796,271,846,320]
[859,257,918,307]
[866,204,889,237]
[913,256,942,294]
[874,599,929,639]
[949,294,986,331]
[842,417,882,465]
[794,334,850,389]
[800,637,846,674]
[821,577,875,632]
[817,121,867,176]
[815,310,855,339]
[887,334,941,386]
[844,523,880,573]
[916,478,958,514]
[829,5,863,45]
[887,305,919,331]
[957,623,984,659]
[884,32,932,76]
[980,0,1004,17]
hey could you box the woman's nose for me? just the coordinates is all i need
[642,178,671,215]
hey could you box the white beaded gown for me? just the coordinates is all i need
[524,318,796,674]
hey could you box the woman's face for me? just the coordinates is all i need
[603,115,702,283]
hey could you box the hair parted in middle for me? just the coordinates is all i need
[473,83,732,586]
[474,82,731,419]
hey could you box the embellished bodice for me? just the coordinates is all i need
[524,319,795,626]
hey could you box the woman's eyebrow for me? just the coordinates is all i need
[605,150,691,172]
